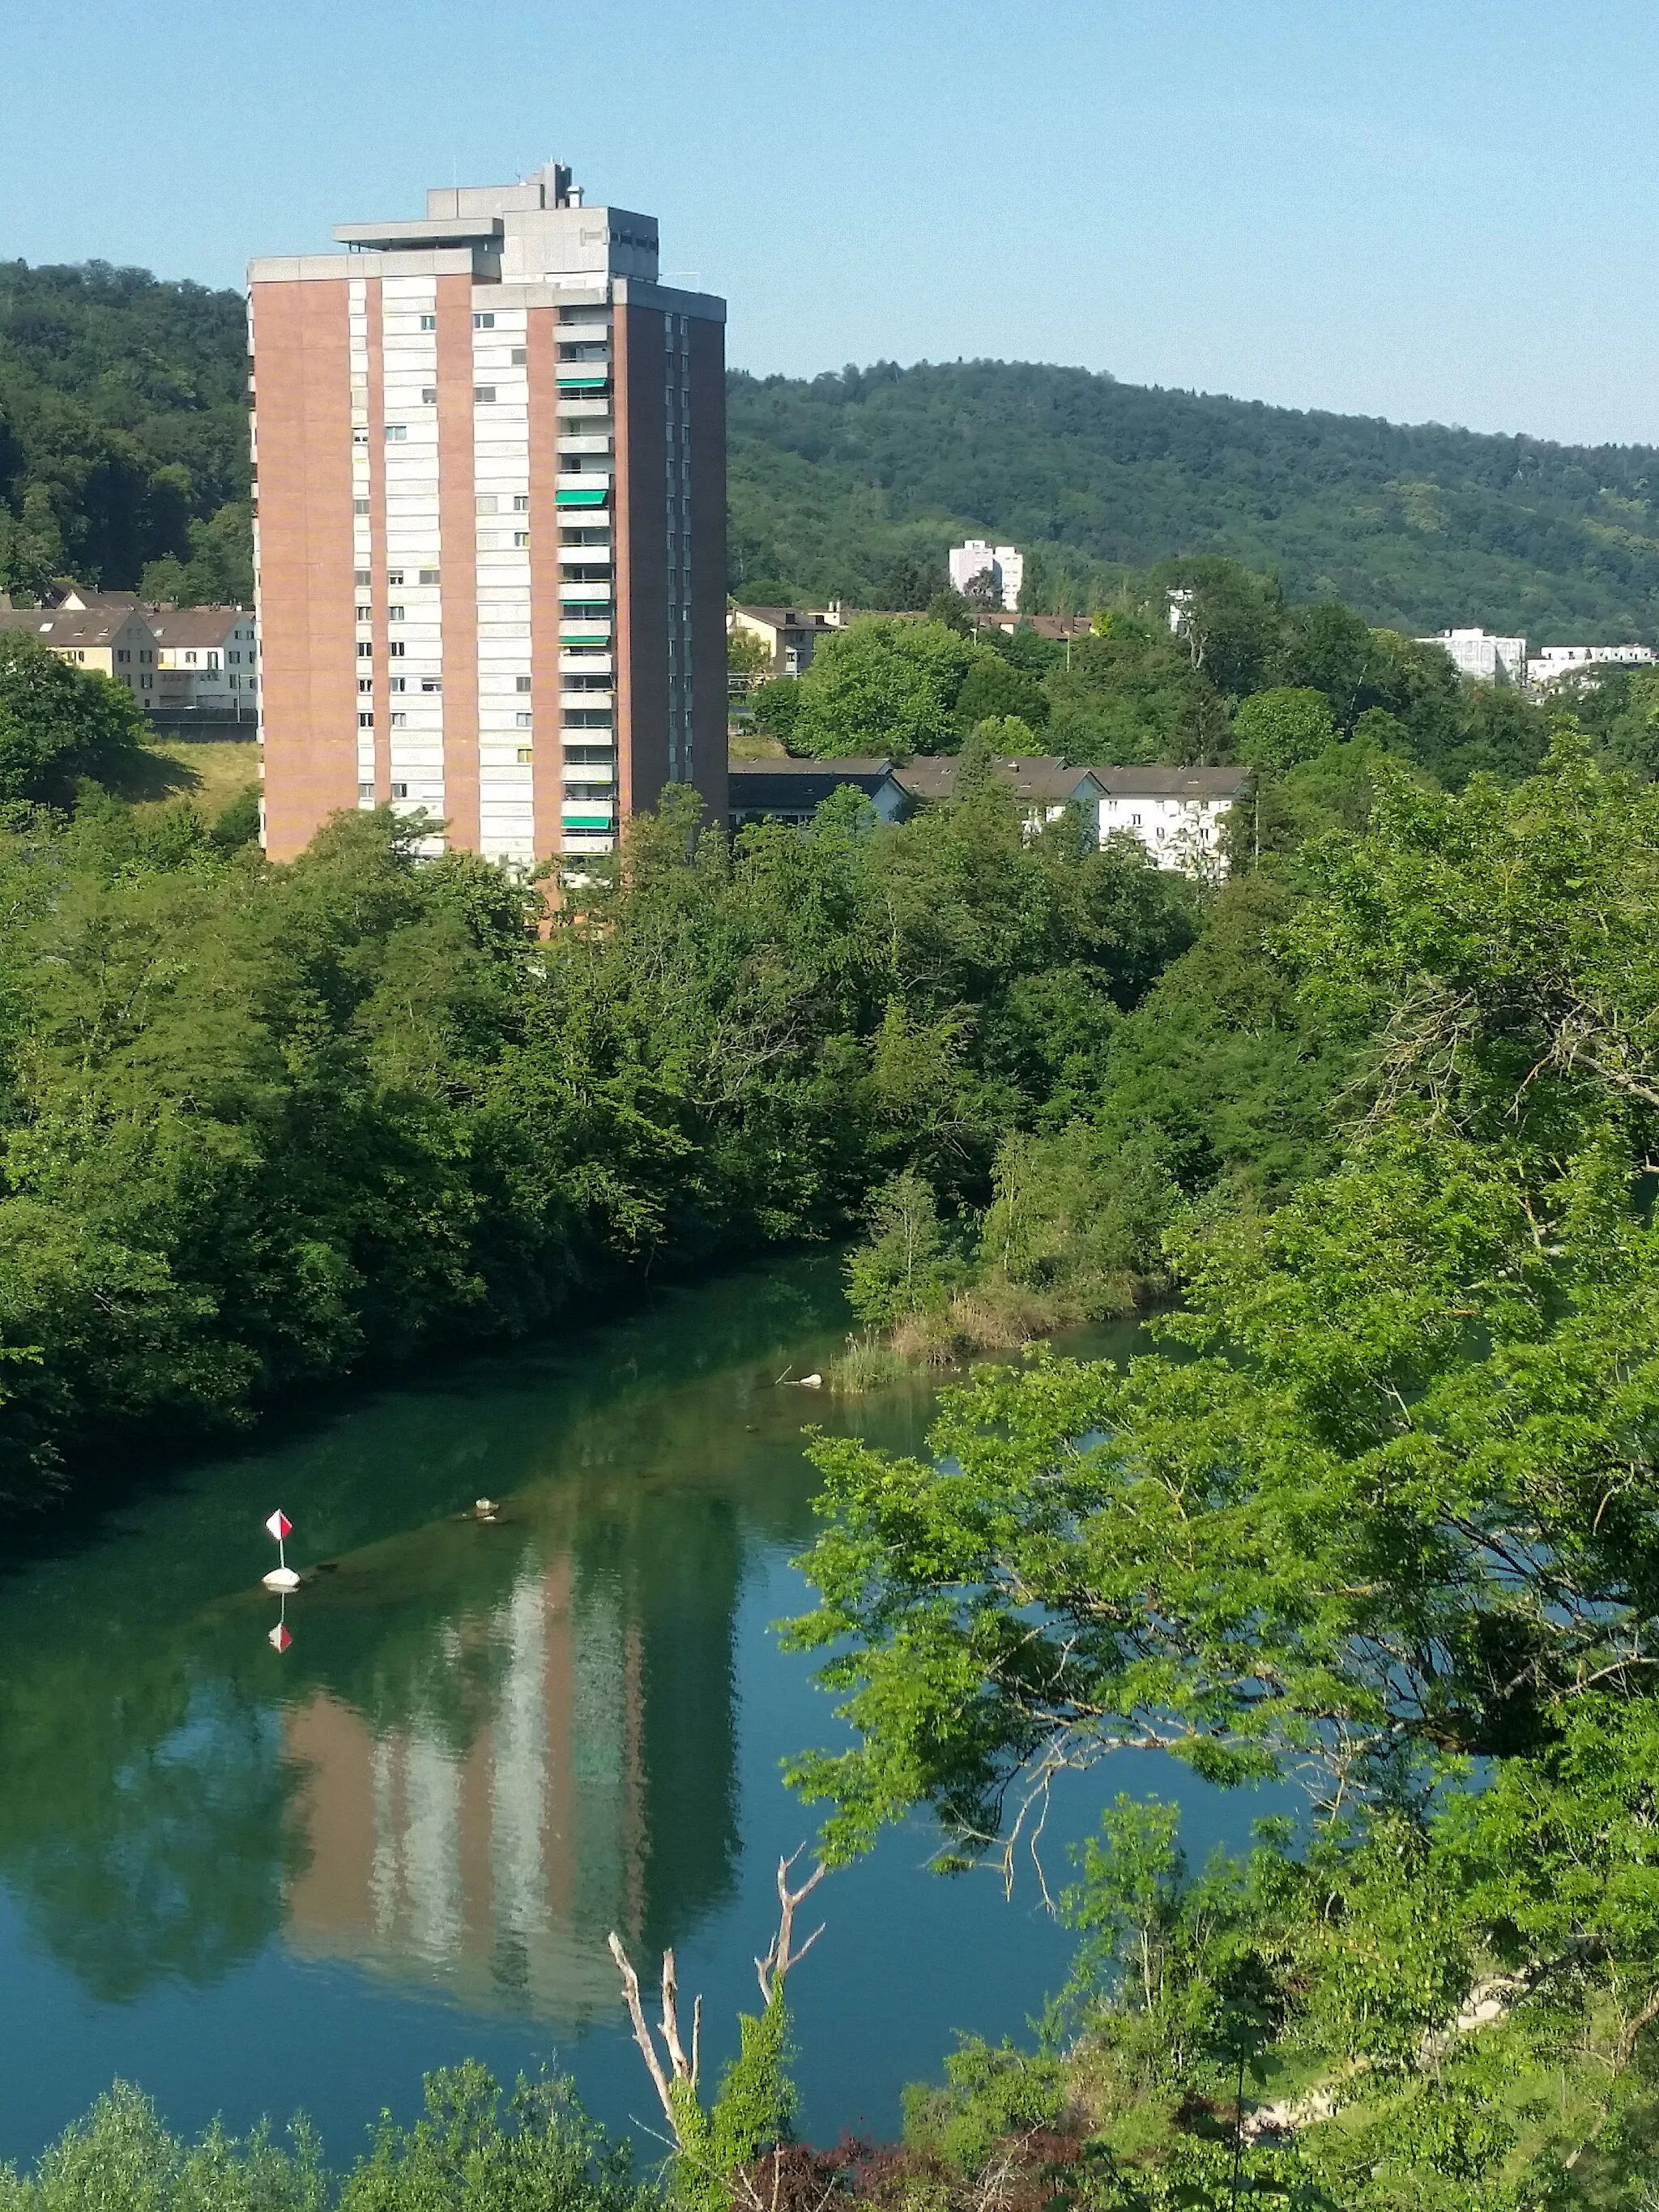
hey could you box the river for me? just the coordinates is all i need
[0,1252,1265,2171]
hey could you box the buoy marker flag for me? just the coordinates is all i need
[268,1621,292,1654]
[262,1509,301,1592]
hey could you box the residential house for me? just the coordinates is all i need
[727,605,842,685]
[0,603,160,702]
[892,754,1107,835]
[148,607,259,715]
[1094,765,1250,873]
[727,755,906,829]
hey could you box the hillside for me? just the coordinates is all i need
[729,359,1659,638]
[0,259,251,602]
[5,255,1659,638]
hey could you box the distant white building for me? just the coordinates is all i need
[1094,766,1251,878]
[949,540,1024,612]
[1418,628,1529,684]
[1527,642,1657,687]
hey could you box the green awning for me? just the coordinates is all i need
[556,486,610,507]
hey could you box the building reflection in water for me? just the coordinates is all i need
[284,1552,655,2024]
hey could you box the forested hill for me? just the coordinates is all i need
[6,254,1659,637]
[0,259,252,603]
[729,359,1659,638]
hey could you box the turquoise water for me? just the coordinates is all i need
[0,1255,1263,2167]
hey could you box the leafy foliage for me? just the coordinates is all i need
[0,261,250,600]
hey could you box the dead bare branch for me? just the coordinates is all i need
[755,1850,828,2006]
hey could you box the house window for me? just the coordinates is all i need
[359,711,373,728]
[359,782,374,799]
[511,348,527,365]
[357,642,373,658]
[473,312,494,329]
[474,386,496,404]
[356,605,372,622]
[386,424,407,442]
[140,674,151,689]
[419,568,440,585]
[514,532,530,549]
[515,676,531,693]
[515,711,532,728]
[420,314,437,331]
[355,570,371,586]
[389,677,407,692]
[513,493,530,512]
[390,712,407,728]
[387,570,403,586]
[117,649,130,664]
[422,387,437,404]
[388,606,405,622]
[140,650,152,664]
[358,677,373,694]
[388,641,405,657]
[355,498,370,515]
[517,746,533,763]
[391,782,408,799]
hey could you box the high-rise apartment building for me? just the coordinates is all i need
[248,164,727,866]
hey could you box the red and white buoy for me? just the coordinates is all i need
[262,1509,301,1592]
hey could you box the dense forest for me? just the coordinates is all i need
[8,255,1659,637]
[0,259,252,604]
[728,359,1659,636]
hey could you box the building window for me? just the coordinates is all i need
[513,493,530,512]
[355,569,371,586]
[388,641,405,658]
[140,673,152,689]
[356,605,372,623]
[515,675,532,693]
[476,495,497,515]
[473,312,494,329]
[391,782,408,799]
[421,678,442,693]
[514,532,530,549]
[474,386,496,404]
[359,782,374,799]
[357,642,373,658]
[353,429,369,446]
[387,570,403,586]
[517,746,533,764]
[390,712,407,728]
[358,677,373,694]
[389,676,407,692]
[355,498,371,515]
[515,711,532,728]
[421,387,437,404]
[140,650,152,664]
[388,605,405,621]
[117,649,130,664]
[420,314,437,331]
[359,711,374,728]
[419,568,440,585]
[511,348,527,365]
[385,424,407,442]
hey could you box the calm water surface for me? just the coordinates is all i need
[0,1254,1260,2167]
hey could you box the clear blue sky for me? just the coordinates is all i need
[3,0,1653,446]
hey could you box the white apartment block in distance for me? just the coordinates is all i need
[1416,627,1529,683]
[1528,642,1657,686]
[248,162,727,865]
[949,540,1024,612]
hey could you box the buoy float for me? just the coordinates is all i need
[474,1497,499,1522]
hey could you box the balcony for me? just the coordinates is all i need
[558,395,612,421]
[557,433,613,459]
[561,621,614,647]
[559,651,612,676]
[555,472,612,509]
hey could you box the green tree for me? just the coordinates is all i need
[1230,685,1337,770]
[0,631,149,803]
[790,617,975,758]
